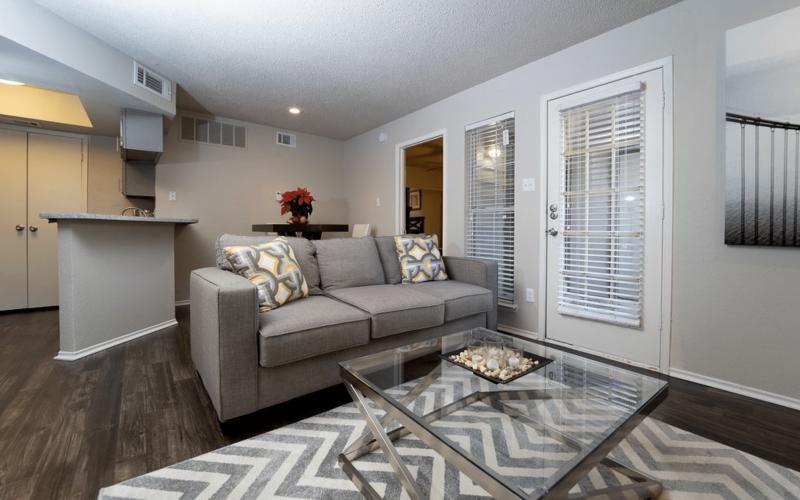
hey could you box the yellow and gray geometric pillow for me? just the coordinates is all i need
[223,237,309,312]
[394,235,448,284]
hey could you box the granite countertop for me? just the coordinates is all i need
[40,213,198,224]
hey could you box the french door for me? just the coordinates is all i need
[545,68,665,368]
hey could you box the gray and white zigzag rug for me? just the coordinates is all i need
[99,376,800,499]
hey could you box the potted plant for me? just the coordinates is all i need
[279,187,315,224]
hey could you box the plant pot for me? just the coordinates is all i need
[288,202,312,224]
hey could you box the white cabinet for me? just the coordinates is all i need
[0,128,85,311]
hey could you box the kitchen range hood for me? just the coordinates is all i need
[119,108,163,163]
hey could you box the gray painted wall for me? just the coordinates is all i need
[57,220,175,353]
[154,116,348,302]
[341,0,800,400]
[87,135,154,214]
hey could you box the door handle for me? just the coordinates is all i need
[546,228,558,237]
[29,225,38,232]
[16,225,25,232]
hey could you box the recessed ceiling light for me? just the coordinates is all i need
[0,78,25,86]
[288,106,302,115]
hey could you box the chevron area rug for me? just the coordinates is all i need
[99,387,800,499]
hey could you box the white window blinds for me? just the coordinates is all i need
[558,89,645,327]
[466,113,515,305]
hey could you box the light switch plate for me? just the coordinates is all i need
[376,197,381,207]
[275,191,282,201]
[525,288,535,303]
[522,178,536,192]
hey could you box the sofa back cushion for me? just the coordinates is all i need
[375,236,403,284]
[216,234,322,295]
[313,237,385,290]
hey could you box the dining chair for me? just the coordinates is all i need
[352,224,371,238]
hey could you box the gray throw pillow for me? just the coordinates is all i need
[313,237,385,291]
[216,234,322,295]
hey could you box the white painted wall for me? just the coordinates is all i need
[155,116,348,301]
[0,0,174,117]
[342,0,800,401]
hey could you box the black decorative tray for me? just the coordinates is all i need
[440,348,553,384]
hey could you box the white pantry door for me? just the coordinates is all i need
[545,68,665,368]
[0,129,29,311]
[27,132,84,308]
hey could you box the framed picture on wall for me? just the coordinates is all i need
[408,189,422,210]
[724,7,800,247]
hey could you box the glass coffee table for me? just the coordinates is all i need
[338,328,668,499]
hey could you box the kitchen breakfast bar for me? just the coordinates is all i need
[41,213,197,361]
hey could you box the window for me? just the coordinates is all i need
[465,113,515,305]
[558,88,645,327]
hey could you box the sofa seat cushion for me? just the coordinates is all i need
[328,285,444,339]
[258,296,370,368]
[405,281,492,322]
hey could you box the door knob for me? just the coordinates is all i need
[547,228,558,237]
[15,225,25,232]
[29,225,38,232]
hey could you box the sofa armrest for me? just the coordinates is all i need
[444,256,498,330]
[190,267,259,421]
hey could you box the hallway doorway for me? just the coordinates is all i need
[402,136,443,243]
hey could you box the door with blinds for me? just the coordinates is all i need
[545,69,665,368]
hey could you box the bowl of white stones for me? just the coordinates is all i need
[442,337,551,384]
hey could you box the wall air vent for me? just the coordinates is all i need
[180,114,245,149]
[133,61,171,100]
[276,131,296,148]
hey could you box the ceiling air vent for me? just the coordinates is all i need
[133,61,171,100]
[276,131,296,148]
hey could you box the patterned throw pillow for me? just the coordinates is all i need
[223,237,309,312]
[394,235,448,283]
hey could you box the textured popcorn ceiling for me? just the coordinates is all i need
[35,0,679,140]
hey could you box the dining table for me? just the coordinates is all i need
[251,223,349,240]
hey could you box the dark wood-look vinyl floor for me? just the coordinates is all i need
[0,306,798,499]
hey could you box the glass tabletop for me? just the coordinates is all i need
[339,328,668,498]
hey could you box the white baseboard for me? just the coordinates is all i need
[669,368,800,412]
[497,324,541,340]
[175,299,191,307]
[54,319,178,361]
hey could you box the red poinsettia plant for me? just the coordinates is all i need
[279,187,315,224]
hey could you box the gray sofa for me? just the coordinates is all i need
[190,234,498,422]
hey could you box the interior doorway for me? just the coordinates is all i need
[401,136,444,243]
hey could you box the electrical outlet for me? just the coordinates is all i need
[275,191,282,201]
[168,191,176,201]
[376,197,381,207]
[522,178,536,192]
[525,288,535,303]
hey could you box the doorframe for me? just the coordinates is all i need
[0,122,89,212]
[537,57,674,373]
[394,129,447,241]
